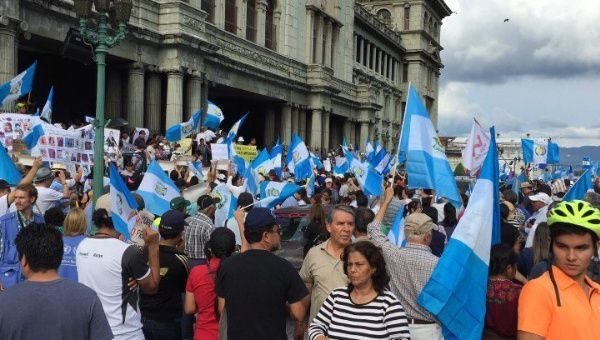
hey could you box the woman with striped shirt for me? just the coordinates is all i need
[308,241,411,340]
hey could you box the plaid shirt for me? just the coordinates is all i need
[184,212,214,260]
[368,220,439,322]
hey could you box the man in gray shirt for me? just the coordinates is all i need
[0,223,112,340]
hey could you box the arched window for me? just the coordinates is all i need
[423,12,428,29]
[377,9,392,25]
[246,0,257,42]
[201,0,215,24]
[225,0,237,34]
[265,0,276,50]
[428,17,433,34]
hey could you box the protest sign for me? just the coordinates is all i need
[34,123,85,165]
[129,210,156,246]
[104,128,119,155]
[211,143,229,160]
[133,127,149,143]
[234,144,258,162]
[0,113,34,151]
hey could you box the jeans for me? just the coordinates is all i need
[142,318,182,340]
[408,323,443,340]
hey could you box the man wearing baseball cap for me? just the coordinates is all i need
[140,209,189,339]
[524,192,553,248]
[216,207,308,340]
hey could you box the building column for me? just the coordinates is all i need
[165,69,184,128]
[236,0,247,38]
[105,68,122,119]
[321,110,330,152]
[359,120,369,150]
[126,63,145,129]
[215,0,226,29]
[365,42,371,69]
[315,14,324,64]
[383,53,388,78]
[145,71,161,133]
[256,0,268,46]
[264,107,275,146]
[310,109,322,151]
[186,72,203,120]
[324,19,333,67]
[281,104,292,146]
[201,77,209,116]
[291,105,299,138]
[0,24,17,111]
[305,9,314,63]
[299,108,307,140]
[353,35,358,63]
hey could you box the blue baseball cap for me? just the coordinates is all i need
[244,207,282,232]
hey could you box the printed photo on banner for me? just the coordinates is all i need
[133,127,149,143]
[104,128,119,155]
[0,113,34,150]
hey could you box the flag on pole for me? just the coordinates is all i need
[306,171,316,198]
[461,119,490,175]
[397,84,462,208]
[40,86,54,122]
[387,206,406,247]
[344,150,383,197]
[166,110,202,142]
[287,134,311,180]
[137,160,181,216]
[258,180,302,209]
[0,143,23,185]
[253,148,275,176]
[203,101,224,129]
[563,169,592,202]
[186,161,204,183]
[23,117,46,149]
[270,140,283,177]
[521,138,560,165]
[0,61,37,106]
[225,112,249,144]
[418,127,501,340]
[109,163,138,239]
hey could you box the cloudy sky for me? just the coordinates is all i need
[438,0,600,147]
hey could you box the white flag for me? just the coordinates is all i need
[462,119,490,175]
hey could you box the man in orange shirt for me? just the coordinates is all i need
[518,200,600,340]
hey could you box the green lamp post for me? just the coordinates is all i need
[73,0,132,206]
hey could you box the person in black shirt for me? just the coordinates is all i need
[140,210,189,340]
[217,208,308,340]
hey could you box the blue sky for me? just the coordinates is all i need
[438,0,600,147]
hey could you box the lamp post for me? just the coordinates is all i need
[73,0,132,206]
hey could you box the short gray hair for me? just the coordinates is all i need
[325,204,355,224]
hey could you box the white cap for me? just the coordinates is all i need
[529,192,552,205]
[237,136,245,142]
[217,173,226,181]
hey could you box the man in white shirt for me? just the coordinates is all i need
[0,157,43,216]
[33,167,71,215]
[524,192,553,248]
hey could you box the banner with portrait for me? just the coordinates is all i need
[0,113,34,151]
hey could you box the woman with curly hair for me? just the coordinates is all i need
[308,241,410,340]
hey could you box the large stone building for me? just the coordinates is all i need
[0,0,451,153]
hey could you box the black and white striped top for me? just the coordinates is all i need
[308,287,411,340]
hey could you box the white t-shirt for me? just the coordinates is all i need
[77,237,150,340]
[224,212,247,246]
[34,186,64,215]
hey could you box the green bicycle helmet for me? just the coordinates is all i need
[547,200,600,238]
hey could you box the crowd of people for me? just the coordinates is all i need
[0,123,600,340]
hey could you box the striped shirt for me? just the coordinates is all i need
[308,288,410,340]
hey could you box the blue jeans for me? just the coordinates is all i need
[142,318,182,340]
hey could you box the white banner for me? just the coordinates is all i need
[0,113,35,150]
[211,143,229,161]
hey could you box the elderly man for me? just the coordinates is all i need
[33,167,73,215]
[300,205,355,324]
[524,192,553,248]
[185,195,218,267]
[368,185,442,339]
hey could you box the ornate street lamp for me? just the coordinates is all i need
[73,0,132,206]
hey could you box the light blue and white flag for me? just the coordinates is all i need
[0,61,37,106]
[258,180,302,209]
[186,161,204,183]
[0,143,23,185]
[418,127,501,340]
[306,172,316,198]
[310,152,324,171]
[287,134,311,180]
[563,169,592,202]
[387,206,406,247]
[374,151,393,175]
[333,156,349,176]
[233,155,249,177]
[253,148,275,176]
[521,138,560,165]
[344,150,383,197]
[137,160,180,216]
[23,117,46,149]
[166,110,202,142]
[213,183,237,228]
[109,163,138,239]
[270,140,283,177]
[365,140,375,162]
[40,86,53,122]
[225,112,249,144]
[203,101,224,129]
[397,84,462,208]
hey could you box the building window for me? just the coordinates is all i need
[363,41,368,66]
[265,0,276,50]
[370,45,375,69]
[377,9,392,25]
[423,12,428,29]
[312,17,318,63]
[434,22,438,37]
[201,0,215,24]
[402,62,408,83]
[225,0,237,34]
[404,6,410,30]
[322,19,328,64]
[428,17,433,34]
[391,59,395,81]
[355,36,361,62]
[246,0,257,42]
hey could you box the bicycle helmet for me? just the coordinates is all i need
[547,200,600,238]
